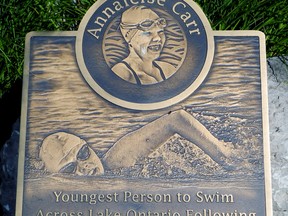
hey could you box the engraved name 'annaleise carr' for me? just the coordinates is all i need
[87,0,201,40]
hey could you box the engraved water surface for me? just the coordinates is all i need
[25,36,264,182]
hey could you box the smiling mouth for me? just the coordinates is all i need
[148,44,162,52]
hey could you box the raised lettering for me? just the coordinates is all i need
[181,12,191,23]
[54,191,62,202]
[130,0,139,4]
[62,194,69,202]
[94,16,107,27]
[89,194,97,204]
[88,29,102,39]
[102,7,115,18]
[157,0,165,6]
[172,2,185,15]
[36,210,44,216]
[189,28,200,35]
[186,20,197,28]
[113,1,124,11]
[123,0,130,7]
[196,191,234,203]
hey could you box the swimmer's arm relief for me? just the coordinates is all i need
[102,110,232,170]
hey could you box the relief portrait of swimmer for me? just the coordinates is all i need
[111,5,176,85]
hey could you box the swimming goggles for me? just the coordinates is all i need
[120,18,167,31]
[59,145,91,174]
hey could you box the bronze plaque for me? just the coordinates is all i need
[16,0,272,215]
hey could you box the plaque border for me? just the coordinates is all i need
[16,30,272,216]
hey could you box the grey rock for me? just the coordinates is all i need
[0,119,19,216]
[268,57,288,215]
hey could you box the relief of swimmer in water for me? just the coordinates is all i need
[39,110,235,176]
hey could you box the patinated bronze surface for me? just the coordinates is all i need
[16,0,272,215]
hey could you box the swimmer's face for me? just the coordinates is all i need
[40,132,104,176]
[58,142,104,176]
[123,8,166,61]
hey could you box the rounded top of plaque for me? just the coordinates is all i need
[76,0,214,110]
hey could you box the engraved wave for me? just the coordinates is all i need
[25,36,264,180]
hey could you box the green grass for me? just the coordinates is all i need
[194,0,288,57]
[0,0,287,97]
[0,0,91,97]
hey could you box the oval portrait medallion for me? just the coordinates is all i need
[76,0,215,110]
